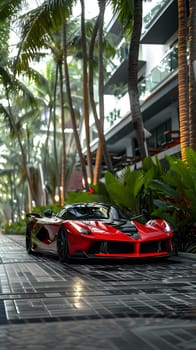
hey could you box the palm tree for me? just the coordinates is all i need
[50,69,64,203]
[178,0,189,161]
[30,62,61,204]
[0,66,46,210]
[188,0,196,152]
[17,1,90,190]
[177,0,196,159]
[111,0,148,160]
[24,63,62,204]
[80,0,93,184]
[96,0,113,180]
[0,0,89,190]
[62,19,89,190]
[128,0,148,159]
[88,4,113,184]
[0,0,24,24]
[0,143,25,223]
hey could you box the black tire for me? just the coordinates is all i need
[57,226,70,263]
[26,225,33,254]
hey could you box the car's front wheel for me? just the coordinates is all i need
[57,226,70,263]
[26,225,33,254]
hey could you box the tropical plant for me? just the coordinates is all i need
[1,0,89,192]
[104,168,144,215]
[3,219,26,235]
[66,148,196,253]
[150,148,196,250]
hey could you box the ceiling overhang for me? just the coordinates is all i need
[141,0,178,44]
[141,73,178,120]
[91,73,178,153]
[104,59,146,95]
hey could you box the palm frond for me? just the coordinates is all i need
[0,0,24,20]
[0,65,12,86]
[110,0,134,34]
[14,0,76,72]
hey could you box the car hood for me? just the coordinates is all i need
[67,219,172,239]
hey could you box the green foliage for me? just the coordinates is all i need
[149,148,196,251]
[104,169,144,213]
[184,241,196,254]
[3,219,26,235]
[151,149,196,224]
[28,203,61,216]
[142,155,165,178]
[3,147,196,255]
[66,183,110,205]
[111,0,134,36]
[102,150,196,253]
[64,149,196,254]
[103,157,166,216]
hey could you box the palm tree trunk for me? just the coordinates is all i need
[128,0,147,159]
[13,131,35,210]
[188,0,196,151]
[59,62,66,205]
[80,0,93,184]
[5,88,36,211]
[52,63,61,204]
[178,0,189,161]
[42,62,60,205]
[89,12,113,184]
[93,142,102,184]
[95,0,110,182]
[62,21,89,191]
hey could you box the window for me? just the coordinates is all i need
[147,119,172,148]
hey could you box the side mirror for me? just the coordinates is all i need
[44,209,53,218]
[141,209,150,219]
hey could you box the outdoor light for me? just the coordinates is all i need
[193,60,196,81]
[54,194,60,202]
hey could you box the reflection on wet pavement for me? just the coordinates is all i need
[0,234,195,349]
[0,234,196,322]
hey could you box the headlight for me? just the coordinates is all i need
[163,221,171,233]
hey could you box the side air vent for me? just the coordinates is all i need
[140,240,167,253]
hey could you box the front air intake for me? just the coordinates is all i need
[88,241,134,254]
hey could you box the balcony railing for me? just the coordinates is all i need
[142,0,170,35]
[138,45,178,101]
[106,41,129,78]
[89,44,178,145]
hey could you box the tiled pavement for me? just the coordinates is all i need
[0,233,196,349]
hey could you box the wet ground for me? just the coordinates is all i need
[0,233,196,349]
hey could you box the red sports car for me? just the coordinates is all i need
[26,202,174,262]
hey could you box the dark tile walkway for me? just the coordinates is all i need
[0,233,196,349]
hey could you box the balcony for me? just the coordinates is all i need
[104,41,146,95]
[141,0,178,44]
[138,44,178,102]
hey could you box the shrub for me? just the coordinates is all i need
[3,220,26,235]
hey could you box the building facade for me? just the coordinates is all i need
[81,0,180,173]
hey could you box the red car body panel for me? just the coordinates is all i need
[26,203,174,260]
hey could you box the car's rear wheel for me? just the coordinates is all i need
[26,225,33,254]
[57,226,70,263]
